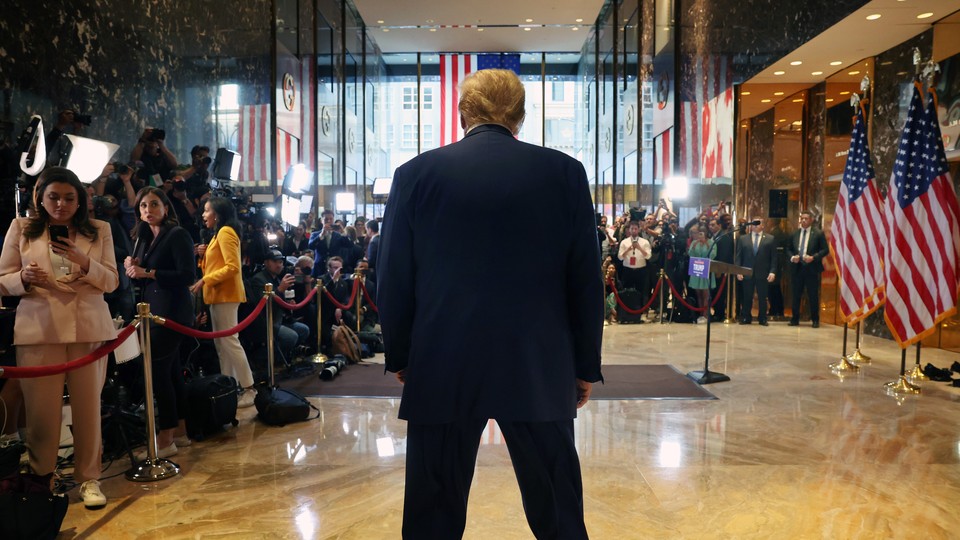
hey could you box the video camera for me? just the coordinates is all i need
[319,355,347,381]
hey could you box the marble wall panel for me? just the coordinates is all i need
[744,109,773,220]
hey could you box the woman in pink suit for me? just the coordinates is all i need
[0,167,119,509]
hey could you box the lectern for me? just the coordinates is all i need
[686,258,752,384]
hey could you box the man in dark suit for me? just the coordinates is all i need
[735,216,778,325]
[786,210,829,327]
[378,69,603,539]
[308,209,354,275]
[708,216,734,322]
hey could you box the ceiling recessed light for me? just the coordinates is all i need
[576,18,584,23]
[811,71,823,76]
[382,28,389,32]
[774,91,784,96]
[779,118,787,122]
[761,99,772,103]
[866,14,882,20]
[792,121,802,125]
[426,19,434,23]
[840,91,851,95]
[774,71,785,75]
[478,28,484,32]
[741,91,751,95]
[790,61,802,66]
[429,28,436,32]
[830,61,843,66]
[792,98,804,103]
[826,98,835,102]
[917,12,934,19]
[524,27,531,31]
[525,18,533,23]
[572,27,579,31]
[848,70,860,75]
[376,20,384,24]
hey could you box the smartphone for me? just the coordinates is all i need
[49,225,69,245]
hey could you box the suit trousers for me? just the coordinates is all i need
[790,265,822,323]
[403,419,588,540]
[740,277,768,323]
[17,342,106,483]
[209,302,254,388]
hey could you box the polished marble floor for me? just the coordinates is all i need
[57,320,960,539]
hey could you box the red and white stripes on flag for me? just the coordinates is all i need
[440,54,476,146]
[678,55,734,180]
[277,129,299,181]
[829,103,886,324]
[301,60,316,174]
[655,129,673,180]
[238,104,270,184]
[883,83,960,347]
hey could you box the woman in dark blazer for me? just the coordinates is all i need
[124,187,196,457]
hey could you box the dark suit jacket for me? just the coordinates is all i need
[378,124,604,424]
[735,232,778,278]
[308,231,353,276]
[786,227,829,273]
[134,225,195,327]
[711,231,734,265]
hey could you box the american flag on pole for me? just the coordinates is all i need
[883,83,960,347]
[238,104,270,185]
[439,53,521,146]
[828,103,886,324]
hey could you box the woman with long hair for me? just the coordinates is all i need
[125,187,195,458]
[0,167,118,508]
[687,226,717,324]
[190,197,255,407]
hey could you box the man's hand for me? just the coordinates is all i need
[737,274,744,281]
[767,273,775,283]
[278,274,295,292]
[395,369,406,384]
[576,379,592,408]
[802,254,814,264]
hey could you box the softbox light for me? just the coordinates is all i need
[63,135,119,184]
[372,177,393,196]
[334,192,356,216]
[213,148,242,181]
[282,163,313,195]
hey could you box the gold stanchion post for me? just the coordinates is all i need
[126,302,180,482]
[847,321,872,364]
[723,273,735,324]
[885,348,921,395]
[658,269,666,324]
[907,341,928,382]
[264,283,277,387]
[309,282,328,364]
[354,271,362,333]
[829,321,860,373]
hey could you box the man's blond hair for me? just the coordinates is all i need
[458,69,526,135]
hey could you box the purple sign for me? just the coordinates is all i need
[688,257,711,279]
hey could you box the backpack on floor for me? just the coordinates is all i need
[185,374,239,441]
[253,384,320,426]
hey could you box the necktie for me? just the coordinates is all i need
[753,233,760,254]
[799,229,808,258]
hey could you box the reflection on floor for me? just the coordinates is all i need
[58,321,960,539]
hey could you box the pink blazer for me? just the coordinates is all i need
[0,218,119,345]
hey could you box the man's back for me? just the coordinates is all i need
[378,124,603,424]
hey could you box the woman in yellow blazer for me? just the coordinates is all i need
[190,197,255,407]
[0,167,118,508]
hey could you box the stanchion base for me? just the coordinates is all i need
[847,349,871,365]
[125,458,179,482]
[309,352,329,365]
[829,356,860,373]
[884,376,921,395]
[907,363,929,382]
[686,370,730,385]
[723,317,736,325]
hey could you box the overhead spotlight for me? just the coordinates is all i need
[866,14,881,20]
[774,91,784,96]
[790,61,802,66]
[917,12,934,19]
[774,71,785,75]
[830,61,843,66]
[811,71,823,76]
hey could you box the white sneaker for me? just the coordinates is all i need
[697,316,707,324]
[134,442,178,462]
[80,479,107,509]
[173,436,193,447]
[237,389,256,408]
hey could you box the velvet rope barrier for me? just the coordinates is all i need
[609,277,662,315]
[272,285,319,311]
[359,281,378,313]
[663,275,727,313]
[0,324,139,379]
[322,279,360,310]
[160,296,268,339]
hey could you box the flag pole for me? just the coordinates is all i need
[829,321,859,373]
[907,342,928,382]
[885,348,921,395]
[847,321,871,364]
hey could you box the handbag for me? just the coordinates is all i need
[331,325,363,364]
[0,472,68,540]
[253,384,320,426]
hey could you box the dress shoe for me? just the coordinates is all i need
[738,320,750,325]
[758,320,769,326]
[952,379,960,387]
[80,479,107,509]
[924,363,953,382]
[951,361,960,373]
[811,321,820,328]
[788,320,799,327]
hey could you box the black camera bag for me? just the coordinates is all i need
[185,374,239,440]
[253,384,319,426]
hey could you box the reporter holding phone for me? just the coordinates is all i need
[125,187,195,458]
[0,167,119,509]
[190,197,255,407]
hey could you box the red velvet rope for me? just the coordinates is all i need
[609,277,662,315]
[359,281,378,313]
[322,279,360,310]
[272,286,319,311]
[160,297,268,339]
[710,276,727,308]
[0,324,139,379]
[664,275,727,313]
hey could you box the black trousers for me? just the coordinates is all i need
[791,264,822,323]
[740,278,768,323]
[403,419,588,540]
